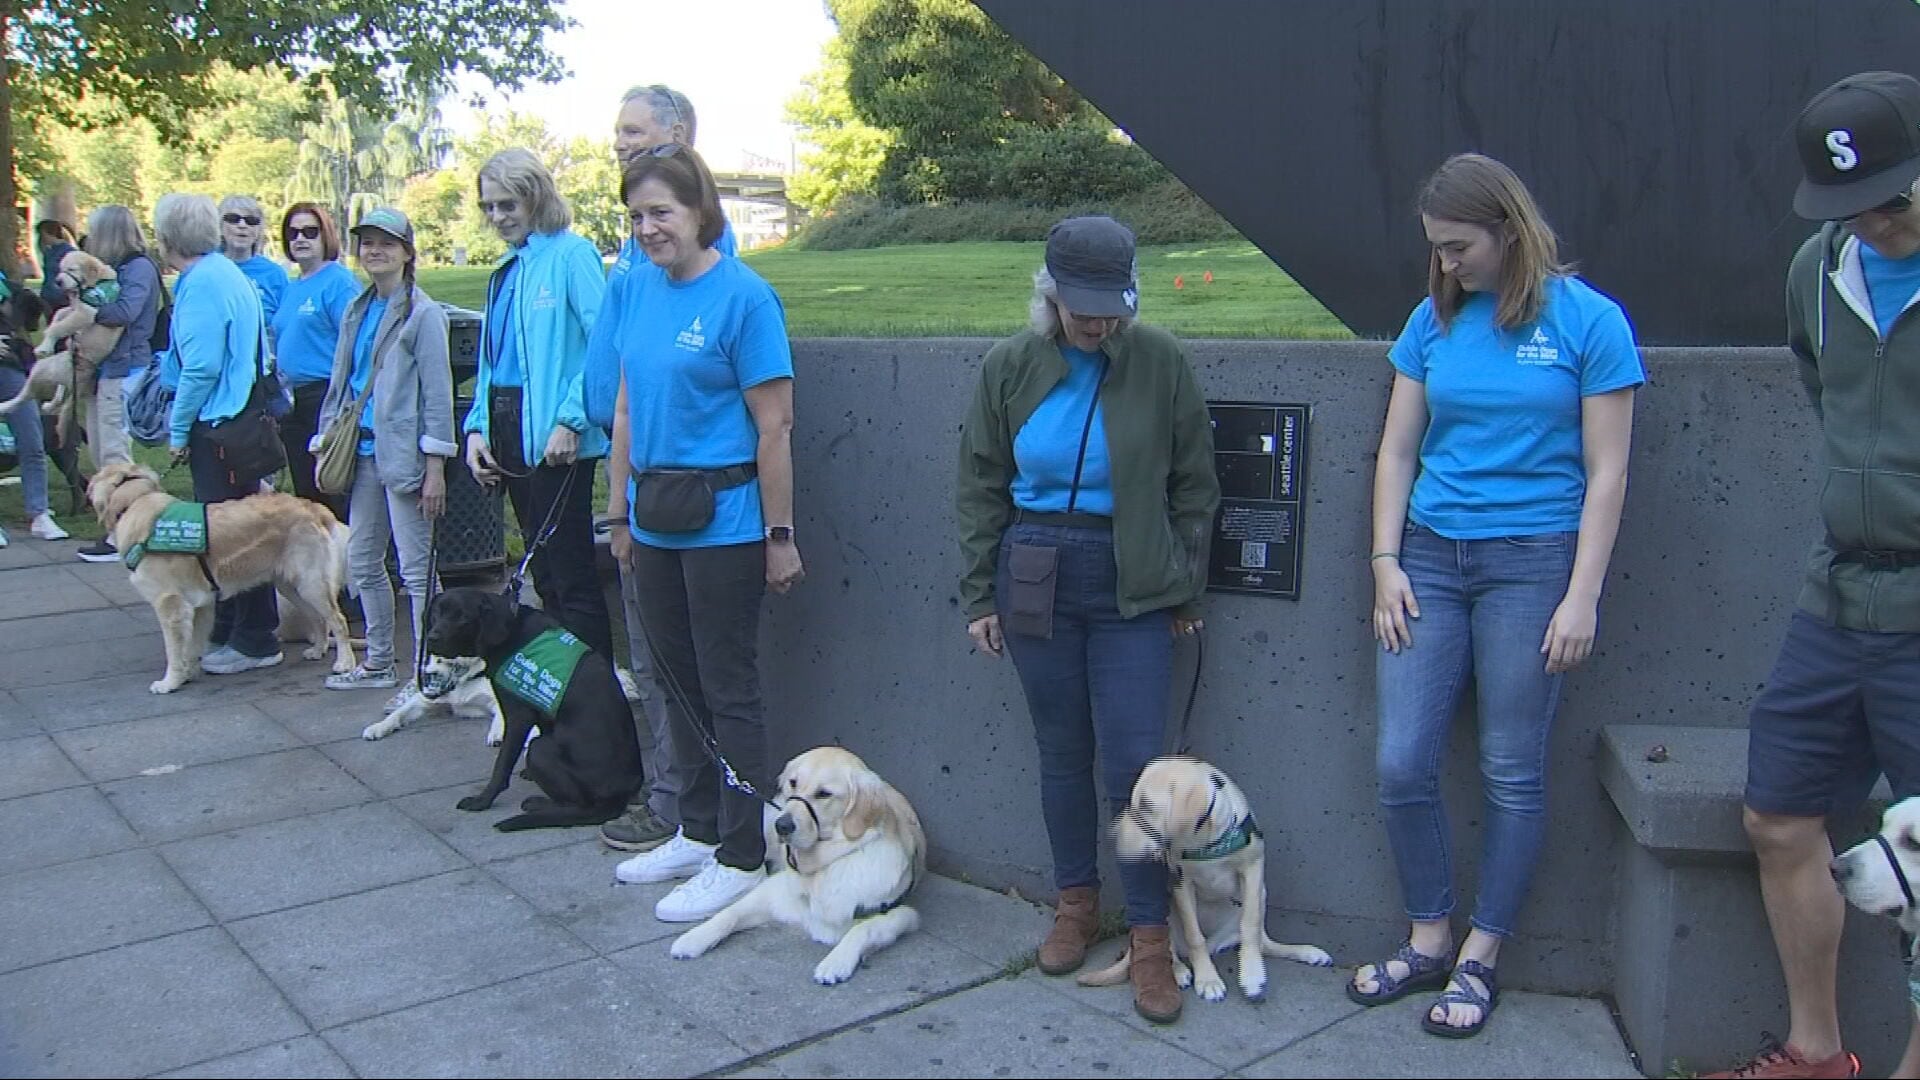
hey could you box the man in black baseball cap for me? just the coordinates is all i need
[1708,72,1920,1080]
[1794,71,1920,221]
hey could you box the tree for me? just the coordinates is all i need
[2,0,569,275]
[288,89,452,224]
[785,37,893,213]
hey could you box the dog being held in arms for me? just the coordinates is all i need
[2,250,126,444]
[1081,755,1332,1003]
[1831,796,1920,1078]
[670,747,926,985]
[88,461,355,693]
[420,587,644,831]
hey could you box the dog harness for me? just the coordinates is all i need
[76,280,120,308]
[490,627,591,718]
[1182,815,1262,862]
[776,794,918,919]
[123,502,218,592]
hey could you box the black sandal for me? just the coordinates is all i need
[1420,959,1499,1038]
[1346,940,1450,1006]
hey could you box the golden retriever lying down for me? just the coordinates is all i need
[88,462,355,694]
[670,747,926,985]
[1082,755,1332,1002]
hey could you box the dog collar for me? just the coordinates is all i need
[1182,815,1261,862]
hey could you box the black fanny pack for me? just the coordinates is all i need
[632,463,758,533]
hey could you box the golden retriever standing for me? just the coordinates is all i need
[88,462,355,694]
[670,747,926,985]
[2,251,125,443]
[1083,756,1332,1002]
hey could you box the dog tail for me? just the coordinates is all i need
[1076,949,1133,987]
[328,521,351,595]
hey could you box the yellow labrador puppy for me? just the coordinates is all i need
[670,747,926,985]
[6,251,126,443]
[1084,755,1332,1002]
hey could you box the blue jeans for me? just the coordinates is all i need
[999,522,1172,927]
[1375,523,1575,938]
[0,366,49,516]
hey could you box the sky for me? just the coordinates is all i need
[442,0,839,174]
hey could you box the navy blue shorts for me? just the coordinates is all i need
[1745,609,1920,816]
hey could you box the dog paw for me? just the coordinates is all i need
[149,676,184,694]
[456,795,494,812]
[302,645,326,662]
[1291,947,1334,968]
[361,721,395,741]
[813,956,858,985]
[1239,964,1268,1002]
[1195,974,1229,1002]
[1174,963,1194,990]
[670,930,715,960]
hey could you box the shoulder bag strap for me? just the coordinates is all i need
[1065,354,1110,514]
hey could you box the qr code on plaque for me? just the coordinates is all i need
[1240,542,1267,569]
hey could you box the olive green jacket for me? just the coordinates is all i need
[956,323,1220,622]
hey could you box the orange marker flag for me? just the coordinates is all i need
[1203,270,1214,284]
[1174,275,1185,289]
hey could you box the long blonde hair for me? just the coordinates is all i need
[1416,153,1568,331]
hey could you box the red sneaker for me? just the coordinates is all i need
[1703,1034,1860,1079]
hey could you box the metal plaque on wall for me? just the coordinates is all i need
[1207,402,1308,600]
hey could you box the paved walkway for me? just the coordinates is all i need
[0,535,1642,1078]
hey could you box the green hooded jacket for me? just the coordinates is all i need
[956,322,1220,623]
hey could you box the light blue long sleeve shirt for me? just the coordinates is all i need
[168,253,265,450]
[462,229,610,463]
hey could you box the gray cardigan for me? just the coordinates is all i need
[317,284,457,494]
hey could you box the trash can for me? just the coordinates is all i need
[437,304,501,577]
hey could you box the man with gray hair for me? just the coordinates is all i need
[589,84,738,854]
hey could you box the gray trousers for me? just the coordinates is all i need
[86,376,131,469]
[621,562,682,823]
[346,458,436,672]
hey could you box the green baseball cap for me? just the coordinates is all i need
[351,207,415,247]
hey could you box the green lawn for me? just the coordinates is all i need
[418,240,1352,339]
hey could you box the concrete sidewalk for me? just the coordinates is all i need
[0,535,1642,1078]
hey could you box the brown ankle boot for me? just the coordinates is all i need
[1036,885,1101,975]
[1128,925,1183,1024]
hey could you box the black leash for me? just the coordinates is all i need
[1173,630,1205,755]
[415,513,440,688]
[500,462,575,602]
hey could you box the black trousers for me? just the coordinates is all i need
[492,391,614,658]
[189,428,279,657]
[279,380,346,521]
[627,539,769,870]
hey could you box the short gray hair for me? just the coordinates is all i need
[82,205,148,267]
[217,194,266,256]
[477,148,572,235]
[153,193,222,261]
[1028,267,1138,338]
[619,84,698,145]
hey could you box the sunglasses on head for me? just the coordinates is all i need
[222,213,262,227]
[285,225,322,240]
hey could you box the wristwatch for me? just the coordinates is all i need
[765,525,794,543]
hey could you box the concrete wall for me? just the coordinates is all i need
[760,338,1823,999]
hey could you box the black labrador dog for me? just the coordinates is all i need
[422,587,645,832]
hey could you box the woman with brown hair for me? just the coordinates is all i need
[1349,153,1643,1038]
[273,202,358,515]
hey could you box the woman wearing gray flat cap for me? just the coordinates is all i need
[955,214,1220,1025]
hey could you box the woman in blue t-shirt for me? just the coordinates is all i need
[604,145,802,927]
[272,202,359,519]
[1349,154,1644,1038]
[217,195,288,325]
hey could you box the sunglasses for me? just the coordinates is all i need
[285,225,322,241]
[477,198,519,216]
[222,213,262,227]
[1848,189,1917,220]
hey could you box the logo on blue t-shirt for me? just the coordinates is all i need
[298,297,317,315]
[1516,327,1559,365]
[675,317,706,352]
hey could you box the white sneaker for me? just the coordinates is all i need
[613,830,717,885]
[0,525,9,548]
[654,859,763,923]
[30,513,68,540]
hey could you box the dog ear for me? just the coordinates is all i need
[474,592,518,651]
[841,771,878,841]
